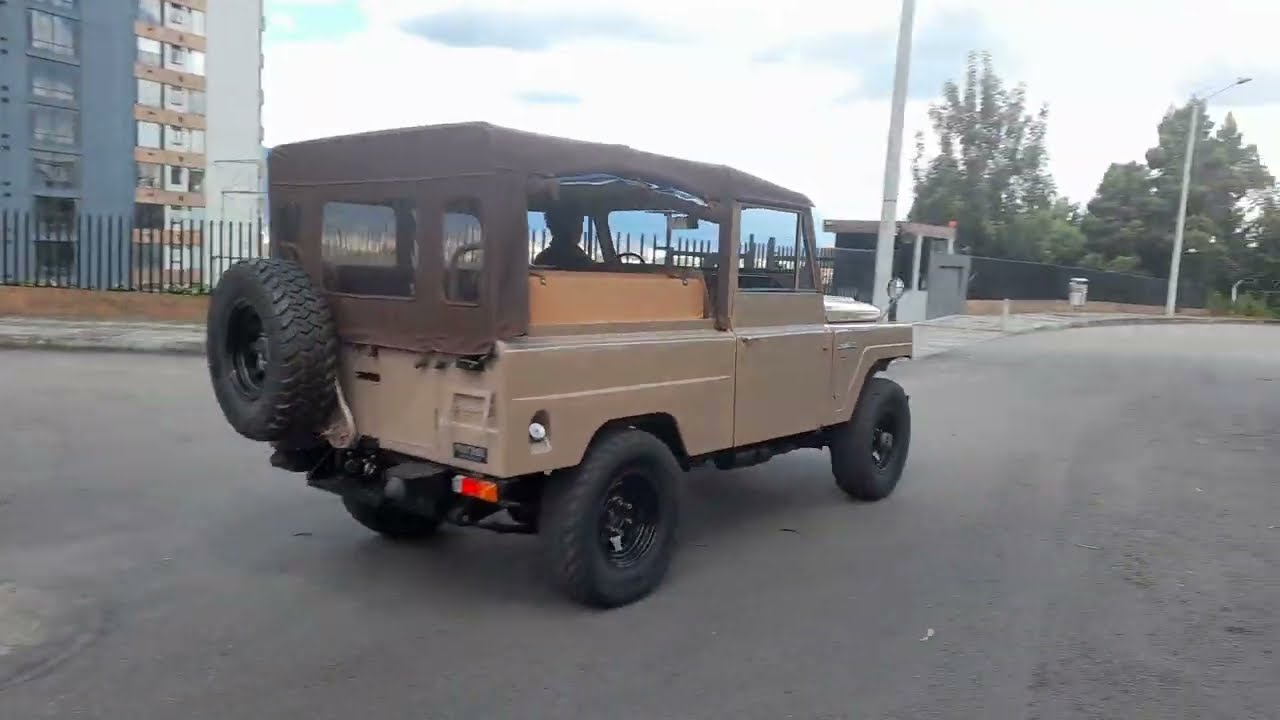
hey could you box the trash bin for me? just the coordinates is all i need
[1068,277,1089,310]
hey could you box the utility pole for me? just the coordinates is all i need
[871,0,916,314]
[1164,77,1252,315]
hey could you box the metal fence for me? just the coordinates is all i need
[7,209,1191,307]
[967,255,1208,308]
[2,214,825,294]
[1,210,266,292]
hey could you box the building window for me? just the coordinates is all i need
[166,166,189,192]
[167,205,206,226]
[31,105,78,149]
[138,0,161,25]
[32,151,79,191]
[32,0,79,12]
[135,203,166,230]
[137,121,162,149]
[29,10,78,59]
[189,169,205,194]
[137,37,162,67]
[443,200,484,304]
[35,239,77,277]
[164,125,191,151]
[34,196,77,238]
[32,196,78,275]
[164,45,204,75]
[188,89,207,115]
[164,128,207,154]
[321,201,418,297]
[161,86,206,115]
[163,85,188,112]
[137,162,163,189]
[164,3,205,35]
[29,59,78,106]
[137,78,162,107]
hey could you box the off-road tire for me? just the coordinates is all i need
[830,376,911,502]
[342,496,442,541]
[206,258,338,442]
[540,429,682,608]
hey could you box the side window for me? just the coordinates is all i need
[738,207,816,291]
[443,199,483,304]
[321,200,417,297]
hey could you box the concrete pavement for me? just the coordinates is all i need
[2,324,1277,718]
[0,312,1241,359]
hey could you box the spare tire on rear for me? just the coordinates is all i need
[206,258,338,442]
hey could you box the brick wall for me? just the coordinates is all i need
[0,287,209,323]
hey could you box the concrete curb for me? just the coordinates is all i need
[0,334,204,356]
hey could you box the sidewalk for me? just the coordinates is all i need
[0,312,1241,359]
[911,312,1229,359]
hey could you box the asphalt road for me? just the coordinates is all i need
[2,325,1277,720]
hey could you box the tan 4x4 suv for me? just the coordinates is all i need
[206,122,913,608]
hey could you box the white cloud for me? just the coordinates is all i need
[263,0,1280,220]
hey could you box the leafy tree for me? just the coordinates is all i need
[909,51,1057,260]
[1081,103,1275,286]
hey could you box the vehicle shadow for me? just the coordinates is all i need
[209,450,848,610]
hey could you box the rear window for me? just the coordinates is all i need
[320,200,417,297]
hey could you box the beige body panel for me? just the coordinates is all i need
[529,270,708,325]
[337,291,912,479]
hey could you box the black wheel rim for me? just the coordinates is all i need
[226,301,268,399]
[871,409,901,470]
[599,467,660,569]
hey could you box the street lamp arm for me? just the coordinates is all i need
[1200,77,1253,102]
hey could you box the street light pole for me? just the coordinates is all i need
[1164,77,1252,316]
[1164,104,1200,315]
[872,0,916,315]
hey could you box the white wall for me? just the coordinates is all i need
[202,0,265,281]
[204,0,264,256]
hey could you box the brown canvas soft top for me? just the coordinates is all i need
[269,121,813,210]
[268,122,812,357]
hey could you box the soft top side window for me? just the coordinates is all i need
[320,199,417,298]
[443,198,484,305]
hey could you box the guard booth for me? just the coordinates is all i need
[822,220,970,322]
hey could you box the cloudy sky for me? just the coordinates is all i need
[262,0,1280,220]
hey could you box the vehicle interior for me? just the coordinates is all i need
[512,175,812,327]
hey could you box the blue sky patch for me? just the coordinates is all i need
[265,0,365,44]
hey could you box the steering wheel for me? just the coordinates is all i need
[615,252,647,265]
[447,243,484,298]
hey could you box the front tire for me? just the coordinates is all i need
[540,429,682,608]
[830,376,911,501]
[342,497,443,541]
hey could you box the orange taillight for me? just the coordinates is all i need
[453,475,499,504]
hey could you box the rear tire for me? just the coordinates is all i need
[342,496,443,541]
[206,258,338,442]
[830,376,911,501]
[540,429,682,608]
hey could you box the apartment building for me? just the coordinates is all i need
[0,0,264,283]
